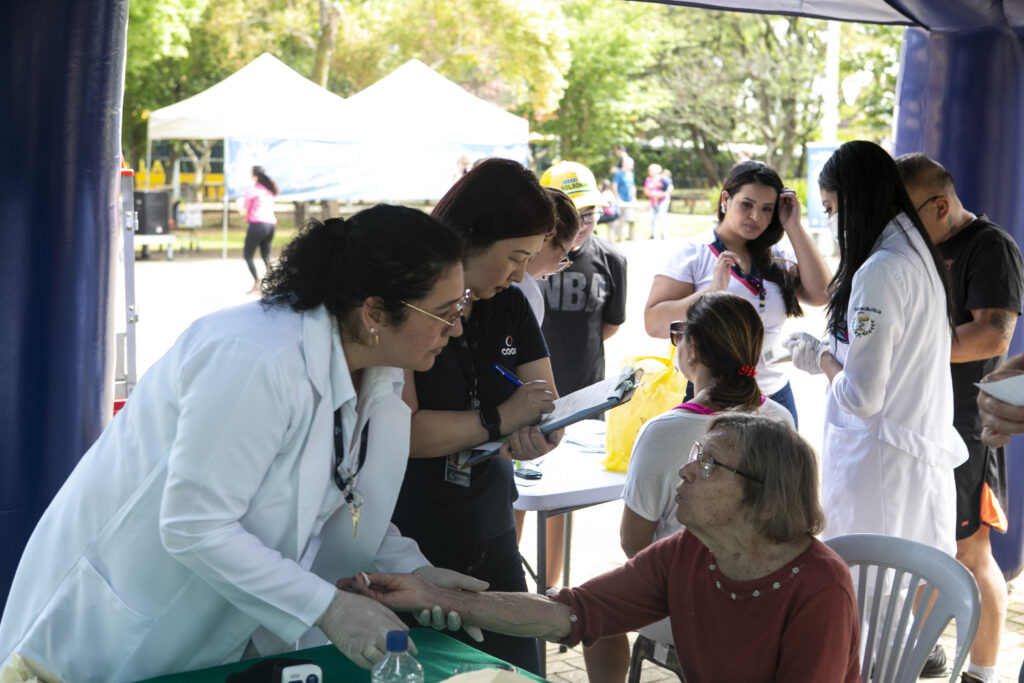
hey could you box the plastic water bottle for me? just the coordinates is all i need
[371,630,424,683]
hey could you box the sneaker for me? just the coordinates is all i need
[920,643,948,678]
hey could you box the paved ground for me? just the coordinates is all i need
[130,211,1024,681]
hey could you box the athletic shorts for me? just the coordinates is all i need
[955,440,1009,540]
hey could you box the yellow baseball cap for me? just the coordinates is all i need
[540,161,606,209]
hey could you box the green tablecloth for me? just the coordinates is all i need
[138,629,546,682]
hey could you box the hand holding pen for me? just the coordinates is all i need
[492,364,555,430]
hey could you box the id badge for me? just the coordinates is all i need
[444,450,473,487]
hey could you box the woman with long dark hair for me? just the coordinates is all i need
[393,157,559,674]
[239,165,279,293]
[583,292,794,682]
[644,160,831,426]
[786,140,967,558]
[0,205,484,681]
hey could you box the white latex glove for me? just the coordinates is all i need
[783,332,827,375]
[316,589,413,669]
[412,565,489,642]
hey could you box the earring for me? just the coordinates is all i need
[720,202,726,213]
[687,357,695,366]
[369,327,379,348]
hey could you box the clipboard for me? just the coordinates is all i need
[462,365,644,467]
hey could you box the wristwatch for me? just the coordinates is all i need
[479,406,502,441]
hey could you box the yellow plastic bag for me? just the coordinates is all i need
[602,354,687,472]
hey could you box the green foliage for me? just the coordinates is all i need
[837,23,902,143]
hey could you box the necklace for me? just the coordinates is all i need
[706,558,803,601]
[333,410,370,537]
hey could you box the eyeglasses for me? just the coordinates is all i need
[579,210,601,225]
[669,320,687,347]
[915,195,942,213]
[688,441,764,484]
[401,288,471,328]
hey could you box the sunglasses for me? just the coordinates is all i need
[669,320,687,347]
[401,289,471,328]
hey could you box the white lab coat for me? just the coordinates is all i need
[821,214,967,556]
[0,302,427,682]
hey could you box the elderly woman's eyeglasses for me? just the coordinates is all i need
[688,441,764,484]
[669,320,687,347]
[401,289,471,328]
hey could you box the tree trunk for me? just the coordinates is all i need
[689,125,719,188]
[294,201,306,228]
[312,1,343,87]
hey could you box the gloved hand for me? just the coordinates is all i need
[412,565,488,642]
[783,332,827,375]
[316,589,413,669]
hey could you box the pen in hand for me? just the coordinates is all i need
[492,363,523,387]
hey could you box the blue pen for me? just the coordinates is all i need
[492,363,523,387]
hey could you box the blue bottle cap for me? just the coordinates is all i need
[385,630,408,652]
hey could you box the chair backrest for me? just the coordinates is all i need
[825,534,981,683]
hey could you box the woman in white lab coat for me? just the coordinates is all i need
[786,141,967,556]
[0,205,483,682]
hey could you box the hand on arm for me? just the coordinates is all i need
[352,573,574,641]
[315,589,411,669]
[951,308,1018,363]
[978,353,1024,446]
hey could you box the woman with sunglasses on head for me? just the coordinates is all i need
[785,140,967,558]
[392,158,560,674]
[356,414,861,683]
[582,291,794,683]
[0,205,488,682]
[644,161,832,427]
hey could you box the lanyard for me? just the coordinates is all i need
[333,408,369,492]
[452,317,481,410]
[708,233,766,315]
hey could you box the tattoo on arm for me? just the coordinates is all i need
[988,310,1017,341]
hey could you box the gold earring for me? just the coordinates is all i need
[369,327,379,348]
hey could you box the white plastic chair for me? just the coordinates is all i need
[825,534,981,683]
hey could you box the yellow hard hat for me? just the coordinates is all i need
[540,161,606,209]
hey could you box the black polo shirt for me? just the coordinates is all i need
[393,286,549,545]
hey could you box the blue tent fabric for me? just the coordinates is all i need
[0,0,128,613]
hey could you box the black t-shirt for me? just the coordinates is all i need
[392,286,549,545]
[939,215,1024,439]
[539,236,627,395]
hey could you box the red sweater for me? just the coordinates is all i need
[551,531,860,683]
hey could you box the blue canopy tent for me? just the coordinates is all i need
[1,0,1023,618]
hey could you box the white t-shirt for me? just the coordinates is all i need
[621,400,795,542]
[514,276,545,325]
[658,228,797,394]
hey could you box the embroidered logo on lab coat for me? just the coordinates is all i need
[853,307,880,337]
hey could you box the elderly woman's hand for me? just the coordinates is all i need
[501,425,561,462]
[978,354,1024,446]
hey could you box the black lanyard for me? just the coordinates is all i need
[333,408,369,492]
[452,316,481,410]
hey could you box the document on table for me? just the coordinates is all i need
[976,374,1024,406]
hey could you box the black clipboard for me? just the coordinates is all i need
[462,366,644,467]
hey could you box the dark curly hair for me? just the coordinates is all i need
[261,204,462,338]
[717,161,802,317]
[683,291,763,411]
[432,157,554,253]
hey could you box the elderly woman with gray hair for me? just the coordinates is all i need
[350,414,862,683]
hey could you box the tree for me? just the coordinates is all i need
[537,0,670,175]
[836,23,902,143]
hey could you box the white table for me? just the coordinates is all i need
[513,420,625,677]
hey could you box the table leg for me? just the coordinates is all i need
[562,511,573,588]
[536,511,548,678]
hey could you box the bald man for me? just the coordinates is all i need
[897,153,1024,683]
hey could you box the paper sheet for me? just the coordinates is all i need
[975,374,1024,407]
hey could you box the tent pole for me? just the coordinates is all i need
[222,137,229,260]
[145,137,151,190]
